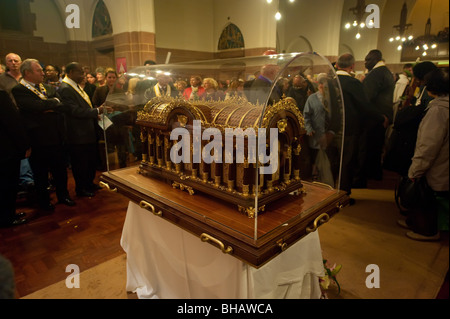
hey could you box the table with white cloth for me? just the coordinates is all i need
[120,201,325,299]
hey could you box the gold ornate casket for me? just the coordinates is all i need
[137,96,306,217]
[100,53,349,268]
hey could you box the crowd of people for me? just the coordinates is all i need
[0,51,448,243]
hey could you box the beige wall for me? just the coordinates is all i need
[1,0,448,70]
[278,0,345,57]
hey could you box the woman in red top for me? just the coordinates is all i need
[183,75,205,101]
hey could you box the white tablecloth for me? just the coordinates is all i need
[120,201,325,299]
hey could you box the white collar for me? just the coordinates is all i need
[373,61,386,70]
[336,70,352,76]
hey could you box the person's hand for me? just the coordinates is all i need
[99,104,113,114]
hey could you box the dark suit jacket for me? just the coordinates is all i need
[83,83,97,103]
[363,65,395,124]
[12,83,65,148]
[247,76,280,105]
[0,90,30,161]
[59,82,100,145]
[338,74,384,136]
[287,87,309,113]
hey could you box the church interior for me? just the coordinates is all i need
[0,0,449,301]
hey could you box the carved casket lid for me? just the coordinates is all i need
[137,96,305,133]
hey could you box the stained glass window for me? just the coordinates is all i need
[218,23,245,50]
[92,0,113,38]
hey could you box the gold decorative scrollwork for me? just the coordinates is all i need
[277,119,288,133]
[238,205,266,219]
[172,182,195,196]
[177,115,188,127]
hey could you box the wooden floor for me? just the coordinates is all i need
[0,167,448,299]
[0,170,130,298]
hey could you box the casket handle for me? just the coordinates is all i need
[306,213,330,234]
[99,181,117,193]
[200,233,233,255]
[277,239,288,252]
[139,201,163,217]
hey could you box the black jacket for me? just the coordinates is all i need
[247,76,281,106]
[338,74,385,136]
[363,65,395,124]
[0,90,30,161]
[59,82,100,145]
[12,83,65,148]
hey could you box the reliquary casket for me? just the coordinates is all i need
[100,53,349,267]
[137,96,306,218]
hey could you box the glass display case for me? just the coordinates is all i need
[99,52,349,267]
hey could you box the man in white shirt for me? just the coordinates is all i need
[393,63,413,104]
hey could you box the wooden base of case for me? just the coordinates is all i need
[100,166,349,268]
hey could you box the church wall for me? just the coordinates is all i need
[30,0,67,44]
[1,1,447,72]
[154,0,214,54]
[212,0,278,57]
[278,0,344,61]
[152,0,279,62]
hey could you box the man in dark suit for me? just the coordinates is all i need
[12,59,75,211]
[59,62,108,197]
[0,90,30,227]
[247,64,281,105]
[287,74,315,113]
[362,49,394,181]
[336,54,387,198]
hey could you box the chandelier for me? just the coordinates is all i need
[344,0,376,39]
[401,0,440,57]
[388,2,413,51]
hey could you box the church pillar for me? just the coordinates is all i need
[105,0,157,69]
